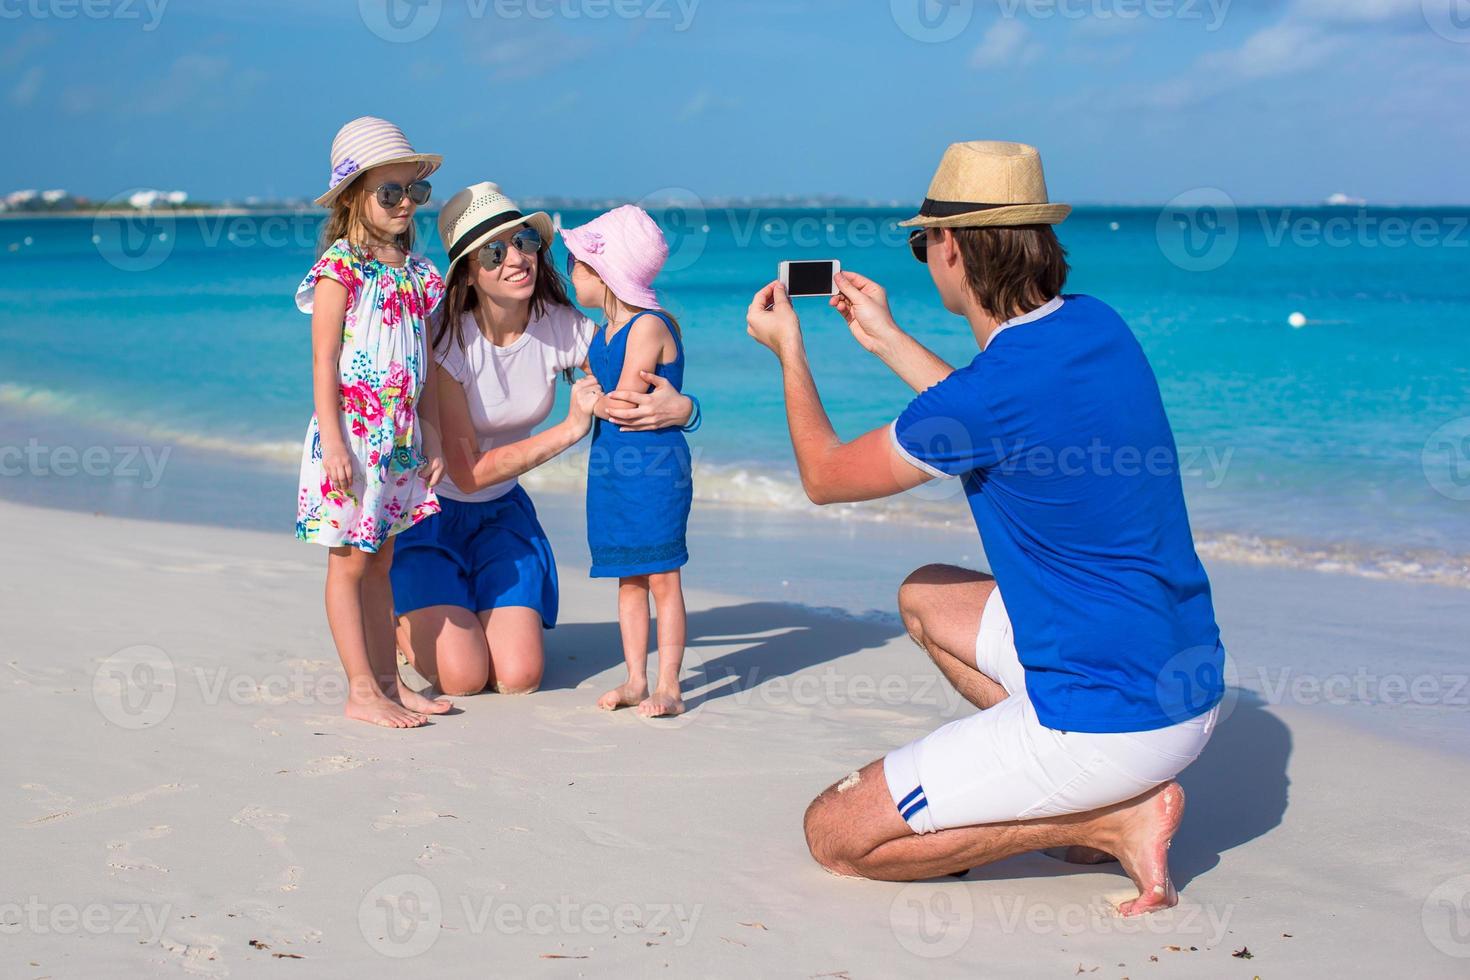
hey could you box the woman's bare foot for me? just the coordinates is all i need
[637,684,685,718]
[397,682,453,716]
[1104,781,1185,916]
[597,681,648,711]
[345,692,428,729]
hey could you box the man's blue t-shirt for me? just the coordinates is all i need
[891,295,1224,734]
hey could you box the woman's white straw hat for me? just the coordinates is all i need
[314,116,443,208]
[437,182,556,282]
[899,141,1071,229]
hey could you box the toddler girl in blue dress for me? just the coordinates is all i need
[563,206,694,718]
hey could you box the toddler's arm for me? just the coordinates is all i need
[594,317,672,421]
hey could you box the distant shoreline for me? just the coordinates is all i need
[5,202,1470,221]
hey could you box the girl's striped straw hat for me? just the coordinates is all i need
[314,116,443,208]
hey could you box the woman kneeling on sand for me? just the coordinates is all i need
[390,183,697,696]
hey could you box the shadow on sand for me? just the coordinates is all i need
[549,608,1290,896]
[543,601,908,711]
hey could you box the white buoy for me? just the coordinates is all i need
[23,236,33,245]
[1109,221,1120,231]
[1288,311,1307,329]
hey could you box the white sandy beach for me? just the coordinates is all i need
[4,497,1469,978]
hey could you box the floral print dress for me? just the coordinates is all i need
[294,238,444,552]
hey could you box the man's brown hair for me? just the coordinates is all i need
[949,224,1069,322]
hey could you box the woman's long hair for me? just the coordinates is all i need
[432,229,574,360]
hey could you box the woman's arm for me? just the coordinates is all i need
[310,279,353,492]
[439,366,602,493]
[602,372,695,431]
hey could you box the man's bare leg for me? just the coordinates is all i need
[899,564,1117,866]
[897,564,1007,710]
[804,759,1182,916]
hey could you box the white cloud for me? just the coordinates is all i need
[676,88,741,122]
[1198,21,1342,79]
[971,20,1042,69]
[1292,0,1422,22]
[9,66,41,108]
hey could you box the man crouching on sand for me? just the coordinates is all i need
[744,141,1225,915]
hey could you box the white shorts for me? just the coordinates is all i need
[884,588,1218,834]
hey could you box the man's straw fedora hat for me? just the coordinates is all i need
[899,141,1071,229]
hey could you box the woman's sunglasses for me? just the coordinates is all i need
[565,252,580,278]
[478,227,542,270]
[374,180,432,209]
[908,228,930,264]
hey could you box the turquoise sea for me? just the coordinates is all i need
[1,205,1468,588]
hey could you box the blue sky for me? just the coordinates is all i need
[3,0,1467,204]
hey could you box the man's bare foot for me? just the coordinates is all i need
[345,693,428,729]
[1043,845,1118,864]
[1104,781,1185,916]
[597,681,648,711]
[637,685,685,718]
[397,683,453,716]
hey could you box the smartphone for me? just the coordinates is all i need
[779,259,841,297]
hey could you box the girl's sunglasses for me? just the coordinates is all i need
[908,228,930,264]
[478,227,542,270]
[374,180,432,209]
[565,252,580,278]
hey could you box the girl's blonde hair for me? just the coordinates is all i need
[316,176,418,257]
[578,259,682,338]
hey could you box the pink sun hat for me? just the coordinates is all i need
[562,205,669,310]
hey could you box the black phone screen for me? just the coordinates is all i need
[785,261,835,296]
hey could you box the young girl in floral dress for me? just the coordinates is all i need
[295,116,451,729]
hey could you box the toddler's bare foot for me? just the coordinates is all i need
[597,681,648,711]
[397,683,453,716]
[345,692,427,729]
[637,685,685,718]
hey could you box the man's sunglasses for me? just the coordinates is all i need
[374,180,432,209]
[478,227,543,270]
[908,228,930,264]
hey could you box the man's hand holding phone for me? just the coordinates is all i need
[830,270,902,357]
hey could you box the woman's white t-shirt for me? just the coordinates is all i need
[435,303,596,503]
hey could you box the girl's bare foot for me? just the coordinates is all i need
[597,681,648,711]
[345,692,428,729]
[1106,781,1186,916]
[397,682,453,716]
[637,684,685,718]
